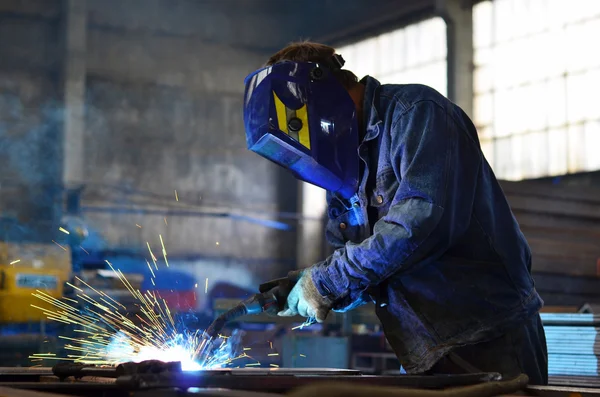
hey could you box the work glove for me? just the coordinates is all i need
[277,268,333,323]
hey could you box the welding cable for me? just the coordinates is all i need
[204,302,248,339]
[287,374,530,397]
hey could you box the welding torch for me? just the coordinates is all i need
[195,273,299,365]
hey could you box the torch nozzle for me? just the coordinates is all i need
[195,333,216,367]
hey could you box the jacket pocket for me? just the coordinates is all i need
[326,206,364,245]
[369,168,399,220]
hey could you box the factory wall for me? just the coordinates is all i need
[81,0,298,280]
[0,0,299,284]
[0,0,63,241]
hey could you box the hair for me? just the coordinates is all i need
[265,41,359,90]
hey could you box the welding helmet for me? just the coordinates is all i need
[243,55,359,199]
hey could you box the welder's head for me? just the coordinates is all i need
[243,42,360,199]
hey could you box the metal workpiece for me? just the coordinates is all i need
[2,366,600,397]
[115,370,504,393]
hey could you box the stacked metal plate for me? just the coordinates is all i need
[541,312,599,386]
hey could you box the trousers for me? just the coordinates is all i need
[423,313,548,385]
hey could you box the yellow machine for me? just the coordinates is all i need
[0,242,71,323]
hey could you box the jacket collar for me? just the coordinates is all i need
[361,75,383,142]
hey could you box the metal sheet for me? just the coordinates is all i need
[115,371,501,392]
[200,368,360,376]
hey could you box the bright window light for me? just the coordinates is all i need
[474,0,600,180]
[337,17,448,96]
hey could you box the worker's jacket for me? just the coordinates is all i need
[310,76,543,374]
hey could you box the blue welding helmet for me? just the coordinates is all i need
[243,55,359,199]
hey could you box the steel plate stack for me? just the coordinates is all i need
[541,312,600,386]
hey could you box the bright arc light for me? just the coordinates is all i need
[29,246,254,370]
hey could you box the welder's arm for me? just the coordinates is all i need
[311,101,482,309]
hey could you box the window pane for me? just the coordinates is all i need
[526,130,550,178]
[493,88,517,137]
[389,29,406,73]
[428,16,447,59]
[566,72,588,123]
[474,93,493,128]
[480,137,495,169]
[494,0,515,44]
[510,133,524,180]
[337,17,447,96]
[545,78,567,127]
[473,1,493,49]
[584,121,600,170]
[548,127,568,175]
[474,0,600,178]
[405,24,421,68]
[378,33,395,76]
[567,124,586,173]
[528,82,547,132]
[474,65,493,94]
[542,29,567,78]
[494,136,514,179]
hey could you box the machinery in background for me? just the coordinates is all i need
[0,242,72,366]
[0,242,71,324]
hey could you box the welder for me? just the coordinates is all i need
[242,42,548,384]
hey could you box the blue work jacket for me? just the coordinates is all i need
[310,76,543,374]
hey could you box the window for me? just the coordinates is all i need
[474,0,600,180]
[337,17,448,96]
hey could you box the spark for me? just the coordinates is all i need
[80,246,90,255]
[146,242,158,270]
[205,278,208,294]
[299,354,306,358]
[159,235,169,267]
[243,347,251,351]
[267,353,279,357]
[270,364,279,368]
[145,260,155,279]
[175,190,179,201]
[291,317,316,331]
[52,240,68,251]
[30,256,240,371]
[215,241,220,246]
[269,341,273,349]
[10,259,20,265]
[66,282,82,292]
[59,227,70,234]
[194,283,198,288]
[246,363,260,366]
[164,217,168,226]
[136,224,142,228]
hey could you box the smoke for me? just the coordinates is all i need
[0,88,64,241]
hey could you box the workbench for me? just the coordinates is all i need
[0,366,597,397]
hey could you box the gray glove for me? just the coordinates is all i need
[277,267,333,323]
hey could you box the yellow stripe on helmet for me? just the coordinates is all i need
[272,91,311,150]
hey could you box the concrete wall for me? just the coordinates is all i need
[0,0,63,241]
[79,0,297,278]
[0,0,302,279]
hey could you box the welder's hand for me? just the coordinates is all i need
[277,270,333,323]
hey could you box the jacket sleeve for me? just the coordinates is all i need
[311,100,482,308]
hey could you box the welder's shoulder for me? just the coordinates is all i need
[379,83,451,116]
